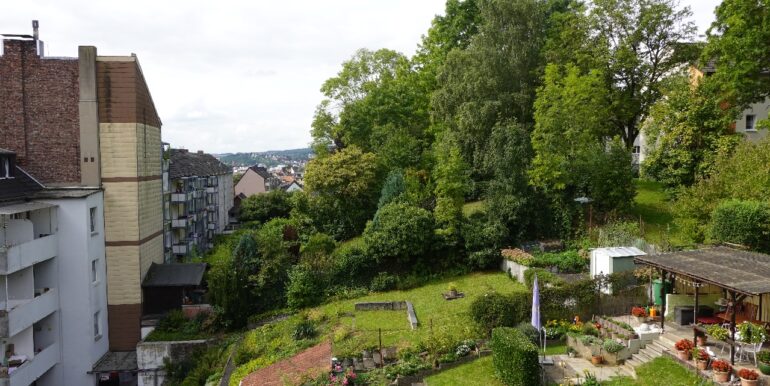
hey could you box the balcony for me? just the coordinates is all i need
[172,241,193,255]
[171,217,189,229]
[0,288,58,338]
[0,342,59,386]
[0,235,57,276]
[171,192,193,203]
[207,223,217,231]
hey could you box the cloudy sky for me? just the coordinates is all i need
[3,0,721,153]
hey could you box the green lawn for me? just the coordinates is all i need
[602,357,707,386]
[632,179,693,247]
[230,272,525,385]
[424,355,505,386]
[463,200,486,217]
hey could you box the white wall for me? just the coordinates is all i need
[735,98,770,142]
[39,192,108,386]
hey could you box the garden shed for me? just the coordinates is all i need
[142,263,207,315]
[590,247,645,278]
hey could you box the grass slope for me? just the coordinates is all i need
[632,179,693,247]
[424,355,505,386]
[603,357,708,386]
[230,272,525,385]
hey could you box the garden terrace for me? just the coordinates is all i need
[635,246,770,365]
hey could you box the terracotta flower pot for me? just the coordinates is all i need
[591,355,602,365]
[676,349,691,361]
[696,359,708,370]
[634,316,646,323]
[741,378,758,386]
[713,371,730,383]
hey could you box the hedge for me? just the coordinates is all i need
[491,327,540,386]
[710,199,770,252]
[469,292,531,334]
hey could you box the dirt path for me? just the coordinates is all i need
[240,341,332,386]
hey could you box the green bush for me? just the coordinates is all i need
[515,322,540,345]
[286,265,326,309]
[529,250,587,273]
[523,268,563,288]
[710,199,770,252]
[603,339,624,354]
[292,320,317,340]
[370,272,398,292]
[469,292,530,334]
[363,202,435,264]
[238,190,293,223]
[491,327,540,386]
[157,309,187,332]
[331,238,377,287]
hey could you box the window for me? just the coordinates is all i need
[633,146,641,154]
[89,207,97,234]
[93,311,101,339]
[91,260,98,283]
[746,114,756,131]
[1,157,9,179]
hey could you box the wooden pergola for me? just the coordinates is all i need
[635,246,770,365]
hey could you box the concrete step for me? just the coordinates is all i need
[633,352,654,363]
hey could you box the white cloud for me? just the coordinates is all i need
[1,0,721,153]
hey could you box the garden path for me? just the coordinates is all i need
[240,341,332,386]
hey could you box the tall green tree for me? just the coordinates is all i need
[432,0,555,180]
[588,0,696,148]
[433,132,469,245]
[704,0,770,109]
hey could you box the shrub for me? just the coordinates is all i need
[469,292,531,334]
[602,340,624,354]
[238,189,293,223]
[515,322,541,345]
[581,323,599,337]
[363,202,434,264]
[157,309,188,332]
[286,265,326,309]
[491,327,540,386]
[292,320,316,340]
[331,238,377,287]
[529,250,587,273]
[710,199,770,252]
[369,272,398,292]
[523,268,563,288]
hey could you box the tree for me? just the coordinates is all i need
[208,233,260,329]
[587,0,696,148]
[642,74,740,187]
[238,190,293,223]
[432,0,554,179]
[433,132,469,246]
[301,146,382,239]
[378,169,407,208]
[363,202,434,264]
[704,0,770,109]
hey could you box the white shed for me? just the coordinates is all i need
[590,247,646,293]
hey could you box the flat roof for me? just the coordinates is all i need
[142,263,207,287]
[595,247,646,258]
[635,246,770,296]
[91,351,137,373]
[29,187,102,199]
[0,201,56,215]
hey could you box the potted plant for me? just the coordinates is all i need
[707,324,729,341]
[590,344,603,365]
[631,306,647,323]
[691,347,709,370]
[738,368,759,386]
[757,350,770,375]
[674,339,694,361]
[711,359,732,383]
[447,283,458,297]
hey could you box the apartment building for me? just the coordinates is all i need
[0,150,110,386]
[164,149,233,261]
[0,31,163,352]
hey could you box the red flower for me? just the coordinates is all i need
[738,368,759,380]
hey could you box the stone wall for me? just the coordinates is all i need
[136,339,209,386]
[500,259,528,282]
[354,301,406,311]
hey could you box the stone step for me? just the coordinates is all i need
[633,352,654,363]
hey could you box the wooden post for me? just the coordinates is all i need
[378,328,383,369]
[693,281,700,347]
[660,270,667,331]
[760,295,764,322]
[730,291,737,366]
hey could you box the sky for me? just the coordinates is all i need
[2,0,722,154]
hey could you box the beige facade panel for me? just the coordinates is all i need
[234,169,267,197]
[99,123,139,179]
[102,181,140,242]
[136,123,162,178]
[139,235,164,281]
[105,245,141,304]
[138,179,163,239]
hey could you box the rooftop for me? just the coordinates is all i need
[91,351,137,373]
[169,149,230,179]
[142,262,207,287]
[635,246,770,296]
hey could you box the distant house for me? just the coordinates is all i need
[234,166,279,197]
[281,180,304,192]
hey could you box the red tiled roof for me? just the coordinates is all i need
[240,341,332,386]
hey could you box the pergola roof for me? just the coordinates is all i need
[635,246,770,296]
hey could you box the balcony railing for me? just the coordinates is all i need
[172,241,193,255]
[171,192,193,203]
[0,342,59,386]
[0,288,58,338]
[0,234,57,275]
[206,186,217,194]
[171,217,189,229]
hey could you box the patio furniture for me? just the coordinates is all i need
[738,342,763,366]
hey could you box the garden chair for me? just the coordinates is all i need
[738,341,763,366]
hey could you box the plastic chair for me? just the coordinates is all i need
[739,342,763,366]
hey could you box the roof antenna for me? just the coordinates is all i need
[32,20,44,57]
